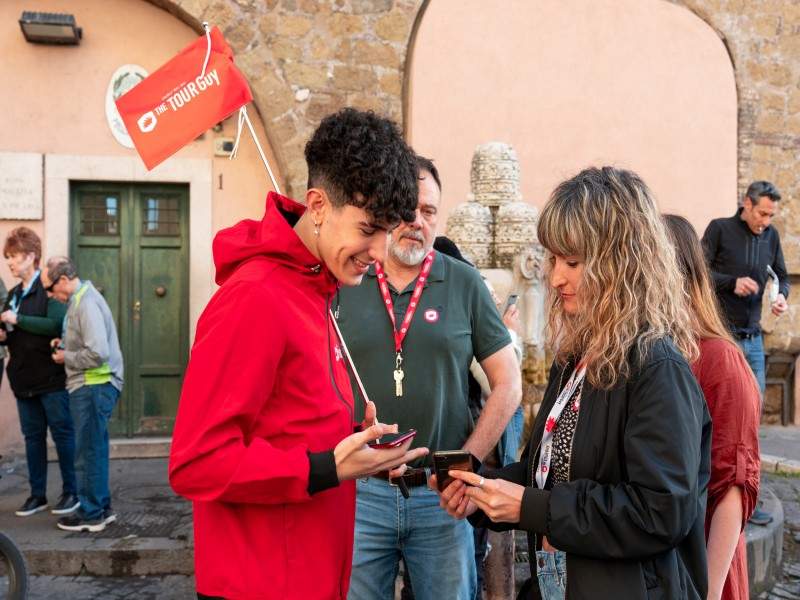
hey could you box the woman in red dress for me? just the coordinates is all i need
[665,215,761,600]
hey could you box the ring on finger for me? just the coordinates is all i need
[478,476,485,488]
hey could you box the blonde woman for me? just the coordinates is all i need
[664,214,760,600]
[434,167,711,599]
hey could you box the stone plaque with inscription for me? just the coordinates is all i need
[0,152,43,220]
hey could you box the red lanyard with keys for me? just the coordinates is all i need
[373,251,435,397]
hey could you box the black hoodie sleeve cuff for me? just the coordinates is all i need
[307,450,340,495]
[518,487,550,534]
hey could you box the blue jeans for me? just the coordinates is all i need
[16,390,76,499]
[498,406,525,467]
[535,550,567,600]
[349,477,476,600]
[738,334,766,397]
[69,383,119,520]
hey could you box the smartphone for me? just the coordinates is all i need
[504,294,519,313]
[433,450,475,492]
[368,429,416,449]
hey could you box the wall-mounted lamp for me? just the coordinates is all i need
[19,11,82,45]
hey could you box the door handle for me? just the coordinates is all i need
[133,300,141,321]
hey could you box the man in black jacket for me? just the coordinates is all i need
[701,180,790,395]
[702,181,789,527]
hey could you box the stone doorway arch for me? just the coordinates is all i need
[404,0,738,234]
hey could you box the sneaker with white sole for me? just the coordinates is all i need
[51,493,80,515]
[56,513,107,532]
[15,496,48,517]
[102,508,117,525]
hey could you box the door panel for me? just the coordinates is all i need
[70,182,189,437]
[131,188,188,435]
[71,186,129,436]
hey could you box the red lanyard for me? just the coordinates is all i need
[374,251,434,353]
[373,251,434,397]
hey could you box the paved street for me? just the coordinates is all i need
[2,426,800,598]
[9,575,196,599]
[762,426,800,471]
[759,472,800,599]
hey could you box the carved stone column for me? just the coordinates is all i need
[445,200,493,268]
[447,141,548,600]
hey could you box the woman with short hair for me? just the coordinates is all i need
[664,214,760,600]
[0,226,78,517]
[436,167,711,599]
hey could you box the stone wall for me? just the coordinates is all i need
[150,0,800,352]
[673,0,800,353]
[150,0,423,199]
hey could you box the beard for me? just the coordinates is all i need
[389,232,428,266]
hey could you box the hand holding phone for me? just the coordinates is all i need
[504,294,519,314]
[368,429,417,449]
[432,450,476,492]
[333,423,428,482]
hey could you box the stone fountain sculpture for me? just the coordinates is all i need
[445,142,548,598]
[446,142,548,418]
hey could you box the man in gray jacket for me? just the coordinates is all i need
[42,256,123,532]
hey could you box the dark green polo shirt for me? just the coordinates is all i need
[336,251,511,466]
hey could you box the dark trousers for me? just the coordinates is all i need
[16,389,76,499]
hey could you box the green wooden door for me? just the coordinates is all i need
[70,182,189,437]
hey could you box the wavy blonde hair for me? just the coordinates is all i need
[538,167,698,389]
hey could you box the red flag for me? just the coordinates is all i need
[115,27,252,170]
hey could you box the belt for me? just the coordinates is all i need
[372,467,430,498]
[373,467,430,487]
[735,331,760,340]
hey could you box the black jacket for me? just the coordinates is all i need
[1,277,66,397]
[701,210,790,334]
[472,338,711,600]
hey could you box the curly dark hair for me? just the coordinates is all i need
[304,108,418,225]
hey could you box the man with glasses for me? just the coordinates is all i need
[41,256,123,532]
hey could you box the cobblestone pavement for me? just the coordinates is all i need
[1,462,797,598]
[0,574,196,599]
[760,473,800,599]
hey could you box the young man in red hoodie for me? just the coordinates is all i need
[169,108,429,600]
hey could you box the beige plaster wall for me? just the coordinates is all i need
[0,0,282,453]
[407,0,738,235]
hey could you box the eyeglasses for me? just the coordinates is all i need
[44,277,60,293]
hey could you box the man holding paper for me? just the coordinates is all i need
[702,180,789,528]
[701,180,790,396]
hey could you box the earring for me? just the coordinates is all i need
[313,220,320,236]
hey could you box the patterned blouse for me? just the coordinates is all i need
[550,381,583,486]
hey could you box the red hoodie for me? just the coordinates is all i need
[169,192,357,599]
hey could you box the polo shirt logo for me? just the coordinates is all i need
[424,309,439,323]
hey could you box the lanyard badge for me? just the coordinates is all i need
[535,361,586,489]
